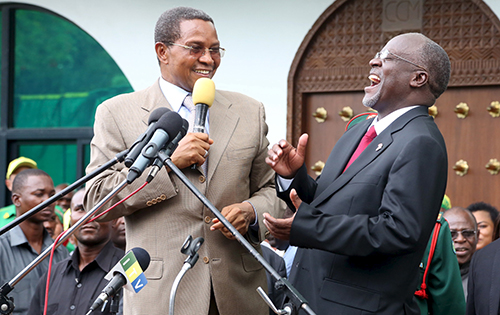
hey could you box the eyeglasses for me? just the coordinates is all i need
[169,42,225,58]
[374,49,428,72]
[450,229,477,240]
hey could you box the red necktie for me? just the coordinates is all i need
[344,126,377,171]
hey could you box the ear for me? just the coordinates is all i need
[11,193,21,207]
[155,42,169,65]
[410,70,428,88]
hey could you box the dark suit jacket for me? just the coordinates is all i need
[261,245,287,313]
[279,106,448,314]
[466,238,500,315]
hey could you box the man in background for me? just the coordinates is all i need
[0,157,37,227]
[28,189,124,315]
[443,207,478,300]
[0,169,68,315]
[111,216,126,251]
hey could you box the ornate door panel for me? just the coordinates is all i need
[434,86,500,206]
[289,0,500,207]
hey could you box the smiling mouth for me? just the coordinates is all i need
[195,69,210,75]
[368,74,380,86]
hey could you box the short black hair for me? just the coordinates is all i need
[467,201,499,223]
[12,169,51,193]
[154,7,214,45]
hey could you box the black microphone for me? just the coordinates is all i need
[124,107,171,167]
[127,111,183,183]
[146,119,189,183]
[192,78,215,133]
[87,248,151,315]
[164,118,189,157]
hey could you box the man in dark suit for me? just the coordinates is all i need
[466,238,500,315]
[264,32,450,314]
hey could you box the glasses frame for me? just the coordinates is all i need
[168,42,225,58]
[375,49,428,72]
[450,229,477,240]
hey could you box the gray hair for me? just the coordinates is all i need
[154,7,214,45]
[418,35,451,99]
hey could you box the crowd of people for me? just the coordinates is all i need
[0,157,127,315]
[1,5,500,315]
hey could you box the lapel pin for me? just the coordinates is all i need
[376,143,383,151]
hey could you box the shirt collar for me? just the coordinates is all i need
[159,77,190,112]
[68,241,121,274]
[10,225,53,248]
[371,105,421,135]
[10,225,29,247]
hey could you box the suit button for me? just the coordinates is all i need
[160,194,167,200]
[204,216,211,224]
[151,199,158,205]
[146,201,153,207]
[199,175,206,183]
[203,256,209,264]
[156,197,162,203]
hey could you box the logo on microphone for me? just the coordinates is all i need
[105,250,148,293]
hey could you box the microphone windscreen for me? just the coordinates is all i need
[192,78,215,108]
[181,119,189,135]
[148,107,171,125]
[155,111,184,139]
[131,247,151,271]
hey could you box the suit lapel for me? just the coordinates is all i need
[314,119,371,197]
[140,80,174,127]
[205,91,239,181]
[311,106,428,208]
[312,123,391,207]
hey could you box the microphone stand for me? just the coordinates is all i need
[0,149,129,236]
[157,151,316,315]
[169,235,204,315]
[0,179,130,314]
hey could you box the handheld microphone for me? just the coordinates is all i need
[192,78,215,133]
[87,247,151,315]
[124,107,171,167]
[127,111,183,183]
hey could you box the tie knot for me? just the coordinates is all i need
[365,126,377,140]
[183,94,195,111]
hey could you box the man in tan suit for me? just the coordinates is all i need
[85,6,280,315]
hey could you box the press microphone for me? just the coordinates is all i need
[87,247,151,315]
[192,78,215,133]
[165,118,189,157]
[127,111,183,183]
[124,107,171,167]
[146,119,189,183]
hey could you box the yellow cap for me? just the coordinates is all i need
[192,78,215,108]
[6,157,37,179]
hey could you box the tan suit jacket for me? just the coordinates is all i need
[85,80,280,315]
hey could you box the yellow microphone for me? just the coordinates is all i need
[192,78,215,133]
